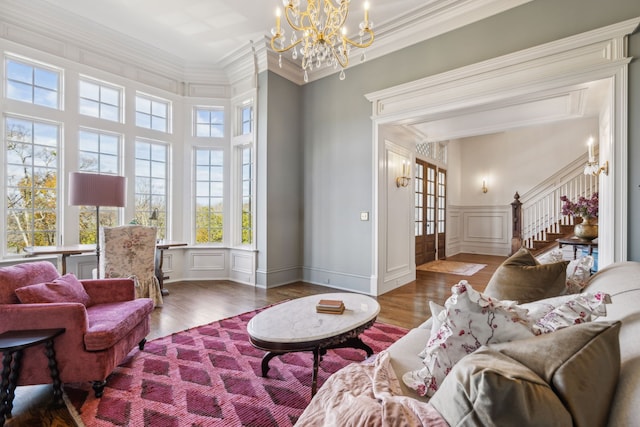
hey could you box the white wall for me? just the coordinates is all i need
[451,117,599,205]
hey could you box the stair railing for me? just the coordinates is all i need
[513,153,598,252]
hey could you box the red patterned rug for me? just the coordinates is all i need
[64,306,408,427]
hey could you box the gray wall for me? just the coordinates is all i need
[295,0,640,290]
[256,72,303,287]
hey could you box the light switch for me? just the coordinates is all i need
[360,212,369,221]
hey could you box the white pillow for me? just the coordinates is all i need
[403,281,534,397]
[537,250,594,294]
[565,256,594,294]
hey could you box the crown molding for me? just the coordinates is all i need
[0,0,533,89]
[282,0,534,83]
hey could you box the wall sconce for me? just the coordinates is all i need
[482,179,488,193]
[396,161,411,188]
[583,137,609,176]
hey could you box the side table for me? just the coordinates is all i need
[0,328,65,426]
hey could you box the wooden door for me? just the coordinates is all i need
[415,160,446,265]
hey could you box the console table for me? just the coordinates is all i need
[24,242,187,294]
[557,236,598,260]
[155,241,188,295]
[0,328,65,426]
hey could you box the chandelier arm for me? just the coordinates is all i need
[342,29,375,49]
[282,4,310,33]
[331,46,349,69]
[322,0,349,40]
[270,36,304,53]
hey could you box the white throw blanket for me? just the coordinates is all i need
[295,351,448,426]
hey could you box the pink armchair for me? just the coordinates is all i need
[0,261,153,397]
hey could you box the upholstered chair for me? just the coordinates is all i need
[0,261,153,397]
[99,225,163,307]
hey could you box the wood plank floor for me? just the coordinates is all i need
[6,253,505,426]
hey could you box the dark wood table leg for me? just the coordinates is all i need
[44,339,63,406]
[311,348,320,396]
[260,352,280,377]
[0,349,21,423]
[0,352,14,425]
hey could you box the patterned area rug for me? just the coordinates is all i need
[417,260,487,276]
[64,306,408,427]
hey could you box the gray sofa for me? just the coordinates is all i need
[386,261,640,426]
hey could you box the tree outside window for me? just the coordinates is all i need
[77,130,121,244]
[195,149,223,243]
[5,117,59,254]
[135,140,167,239]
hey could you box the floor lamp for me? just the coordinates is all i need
[69,172,127,272]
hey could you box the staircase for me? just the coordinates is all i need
[513,154,598,255]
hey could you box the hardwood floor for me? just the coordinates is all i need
[5,253,505,426]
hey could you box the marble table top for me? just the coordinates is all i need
[247,292,380,344]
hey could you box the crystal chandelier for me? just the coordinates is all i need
[270,0,374,82]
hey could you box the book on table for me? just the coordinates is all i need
[316,299,345,314]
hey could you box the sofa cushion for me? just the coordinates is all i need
[15,273,92,306]
[484,248,568,303]
[430,321,621,427]
[403,281,534,397]
[0,261,60,304]
[84,298,154,351]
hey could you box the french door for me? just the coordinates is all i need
[415,159,446,265]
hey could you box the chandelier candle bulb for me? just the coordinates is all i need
[365,2,369,24]
[276,8,281,34]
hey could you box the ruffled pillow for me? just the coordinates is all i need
[532,291,611,334]
[15,273,91,306]
[404,281,534,397]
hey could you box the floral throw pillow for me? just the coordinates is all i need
[532,291,611,334]
[403,281,534,397]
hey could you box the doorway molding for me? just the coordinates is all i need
[366,16,640,295]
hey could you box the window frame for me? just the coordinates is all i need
[78,76,123,123]
[5,55,62,110]
[194,106,225,138]
[135,92,171,133]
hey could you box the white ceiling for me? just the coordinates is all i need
[38,0,440,65]
[5,0,606,138]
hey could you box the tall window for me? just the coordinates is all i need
[77,130,121,243]
[195,148,223,244]
[79,79,121,122]
[136,94,169,132]
[5,116,59,254]
[6,58,60,109]
[135,140,168,239]
[195,107,224,138]
[241,146,253,244]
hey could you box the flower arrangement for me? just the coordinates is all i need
[560,192,599,219]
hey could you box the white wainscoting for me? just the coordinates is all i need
[448,205,511,256]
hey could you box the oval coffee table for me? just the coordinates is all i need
[247,292,380,395]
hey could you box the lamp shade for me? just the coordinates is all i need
[69,172,127,207]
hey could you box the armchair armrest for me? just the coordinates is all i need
[0,302,90,354]
[81,278,136,304]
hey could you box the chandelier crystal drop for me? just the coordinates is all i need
[271,0,374,81]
